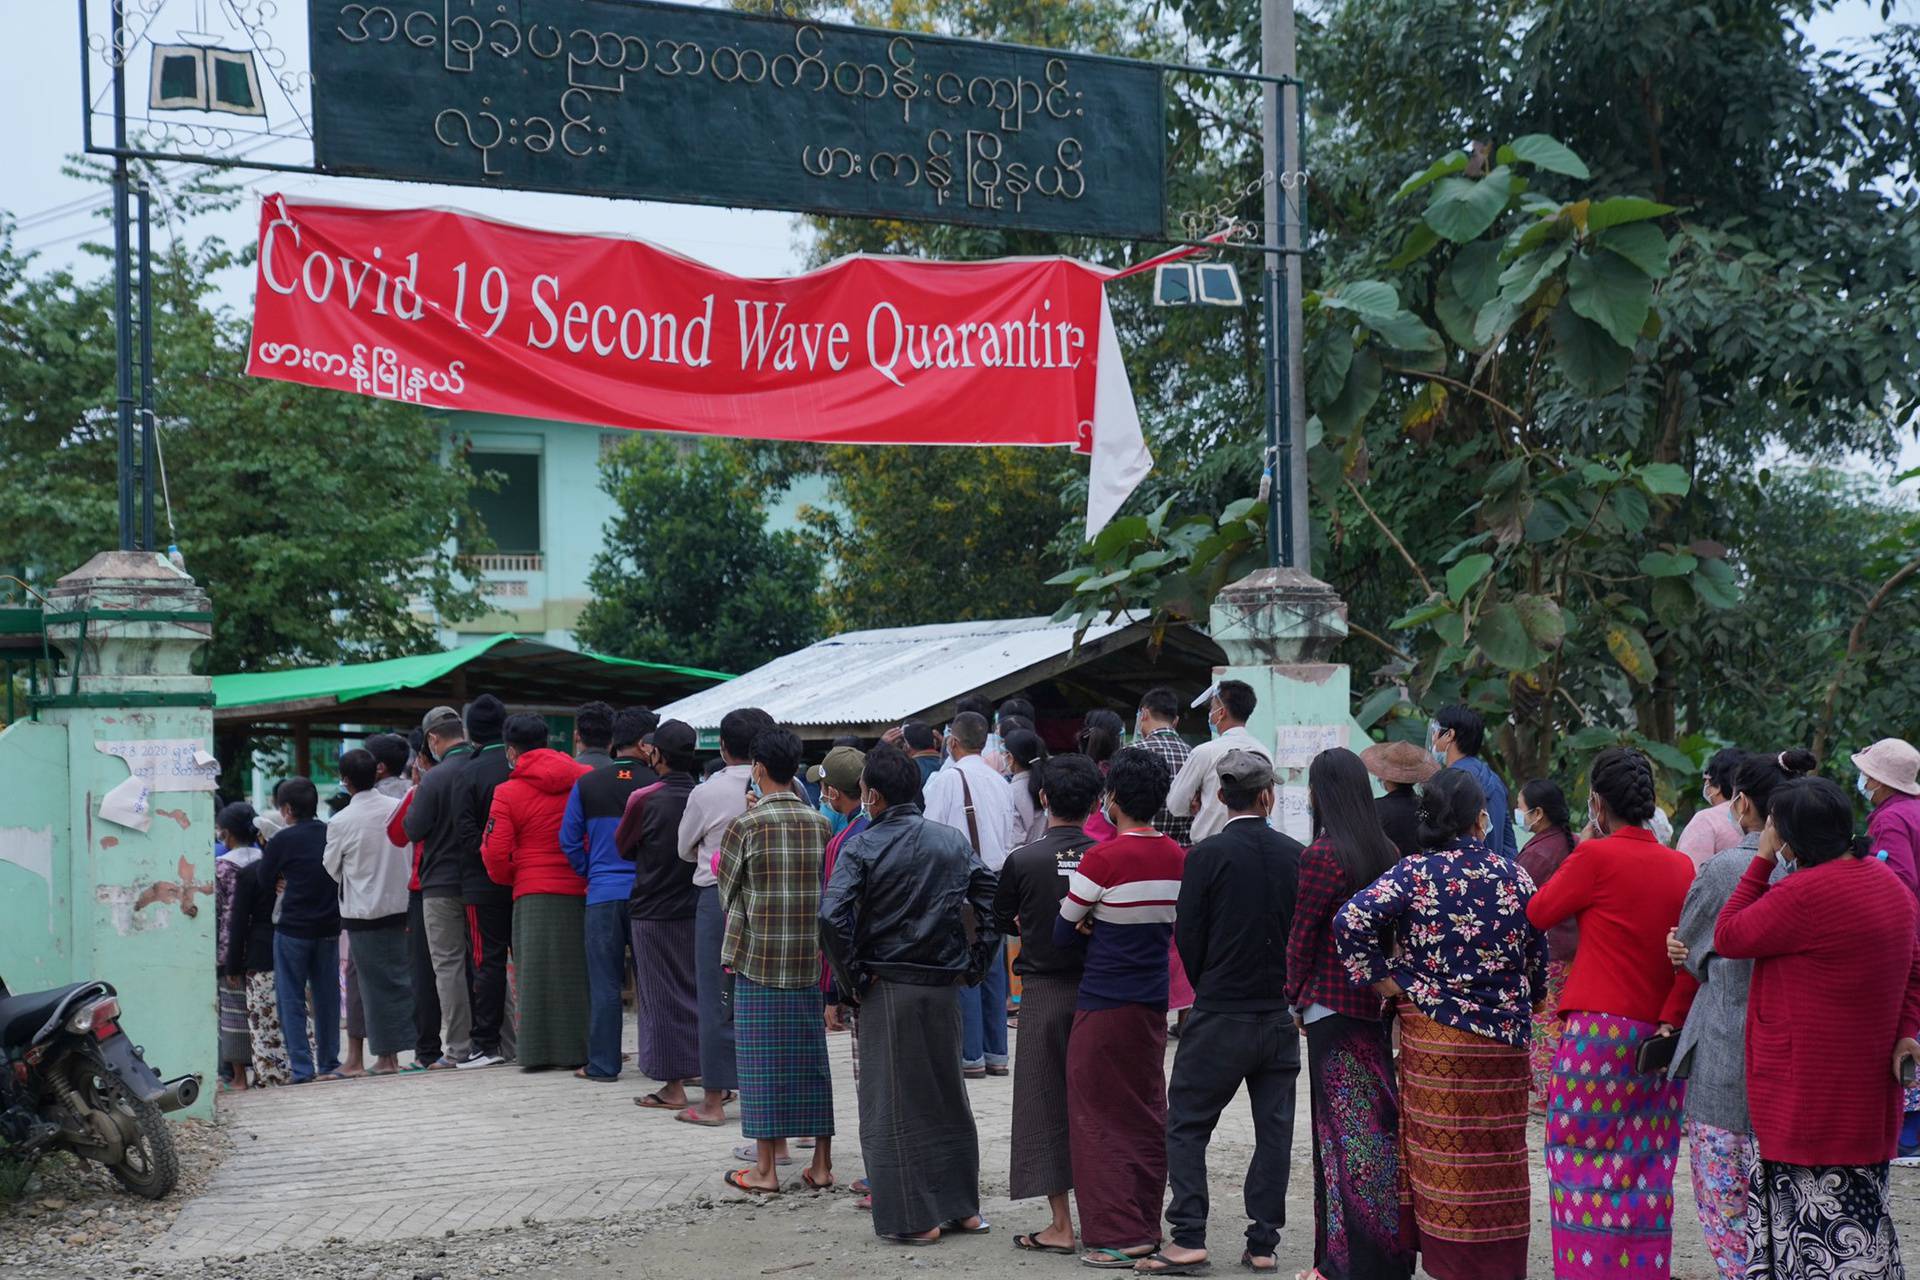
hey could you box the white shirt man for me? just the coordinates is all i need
[678,762,753,889]
[323,784,407,923]
[924,714,1016,872]
[1167,681,1272,845]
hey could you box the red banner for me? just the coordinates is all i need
[245,196,1149,534]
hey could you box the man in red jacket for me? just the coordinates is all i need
[481,714,593,1071]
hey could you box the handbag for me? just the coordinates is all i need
[1636,1030,1680,1075]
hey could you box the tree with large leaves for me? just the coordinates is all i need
[0,202,488,673]
[576,436,825,674]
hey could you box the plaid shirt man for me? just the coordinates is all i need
[1283,836,1390,1020]
[717,790,833,990]
[1137,726,1195,847]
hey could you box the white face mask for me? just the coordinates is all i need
[1858,773,1875,801]
[1514,806,1532,833]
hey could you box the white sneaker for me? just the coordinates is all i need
[456,1051,505,1069]
[1894,1154,1920,1168]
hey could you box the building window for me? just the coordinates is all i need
[465,451,542,555]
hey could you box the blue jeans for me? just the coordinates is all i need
[959,940,1009,1069]
[274,932,341,1081]
[584,900,632,1079]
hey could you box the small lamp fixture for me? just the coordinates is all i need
[1153,260,1244,307]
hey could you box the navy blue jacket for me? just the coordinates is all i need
[560,757,656,906]
[256,819,340,940]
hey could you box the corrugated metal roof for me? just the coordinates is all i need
[654,615,1146,732]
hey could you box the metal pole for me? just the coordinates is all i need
[1260,0,1309,570]
[138,181,156,553]
[1259,0,1287,568]
[110,0,136,551]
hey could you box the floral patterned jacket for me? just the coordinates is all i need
[1332,835,1549,1047]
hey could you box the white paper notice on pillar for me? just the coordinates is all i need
[1272,724,1347,843]
[95,739,220,791]
[99,775,153,833]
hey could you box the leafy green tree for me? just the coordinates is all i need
[0,207,487,673]
[774,0,1272,629]
[576,436,824,673]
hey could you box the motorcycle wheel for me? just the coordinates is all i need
[103,1091,179,1199]
[67,1054,179,1199]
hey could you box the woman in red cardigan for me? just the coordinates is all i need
[1715,776,1920,1278]
[1525,747,1696,1280]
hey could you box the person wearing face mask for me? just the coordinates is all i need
[819,743,996,1245]
[1514,778,1580,1108]
[1661,749,1810,1280]
[1286,747,1415,1280]
[1332,768,1546,1280]
[1526,747,1695,1280]
[255,776,344,1083]
[1714,776,1920,1278]
[812,745,870,1090]
[1166,681,1271,846]
[1676,747,1749,870]
[480,715,594,1071]
[1154,751,1304,1278]
[1852,736,1920,1167]
[1427,706,1518,860]
[404,706,477,1068]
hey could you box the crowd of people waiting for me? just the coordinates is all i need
[206,681,1920,1278]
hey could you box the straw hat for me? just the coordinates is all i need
[1361,740,1439,786]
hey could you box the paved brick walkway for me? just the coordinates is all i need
[153,1029,920,1259]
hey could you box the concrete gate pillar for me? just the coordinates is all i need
[41,551,216,1117]
[1206,568,1366,842]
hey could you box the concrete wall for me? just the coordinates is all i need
[0,552,218,1119]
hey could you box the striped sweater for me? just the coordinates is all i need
[1054,829,1186,1010]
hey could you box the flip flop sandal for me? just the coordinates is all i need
[398,1062,428,1073]
[733,1143,793,1166]
[675,1108,727,1127]
[882,1232,941,1246]
[850,1177,870,1195]
[1084,1248,1157,1269]
[1014,1233,1076,1254]
[634,1091,683,1110]
[799,1170,834,1191]
[426,1057,460,1071]
[942,1218,991,1235]
[573,1069,618,1082]
[855,1195,872,1211]
[1134,1253,1210,1276]
[365,1066,398,1076]
[721,1168,780,1195]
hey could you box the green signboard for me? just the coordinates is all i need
[311,1,1167,239]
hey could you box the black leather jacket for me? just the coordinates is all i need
[819,803,999,996]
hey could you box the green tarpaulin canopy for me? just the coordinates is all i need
[213,634,730,731]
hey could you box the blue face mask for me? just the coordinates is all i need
[749,776,764,800]
[819,798,850,836]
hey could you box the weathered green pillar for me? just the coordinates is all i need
[40,551,216,1118]
[1208,568,1366,842]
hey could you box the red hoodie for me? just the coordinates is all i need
[481,748,593,899]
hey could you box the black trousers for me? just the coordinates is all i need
[406,891,443,1063]
[1164,1008,1299,1254]
[467,898,514,1056]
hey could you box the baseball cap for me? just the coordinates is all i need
[1217,748,1278,789]
[651,720,698,758]
[807,745,866,793]
[422,705,463,736]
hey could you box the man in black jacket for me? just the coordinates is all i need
[618,720,709,1114]
[258,777,343,1083]
[405,705,476,1067]
[1155,750,1304,1275]
[990,752,1102,1254]
[454,693,516,1067]
[819,744,994,1244]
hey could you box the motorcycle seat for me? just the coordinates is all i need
[0,983,100,1048]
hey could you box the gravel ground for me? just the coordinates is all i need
[1,1115,229,1275]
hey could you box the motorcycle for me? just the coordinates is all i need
[0,975,199,1198]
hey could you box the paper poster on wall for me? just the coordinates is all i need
[95,739,220,791]
[98,775,154,833]
[1273,724,1349,771]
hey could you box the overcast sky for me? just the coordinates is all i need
[4,0,1914,477]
